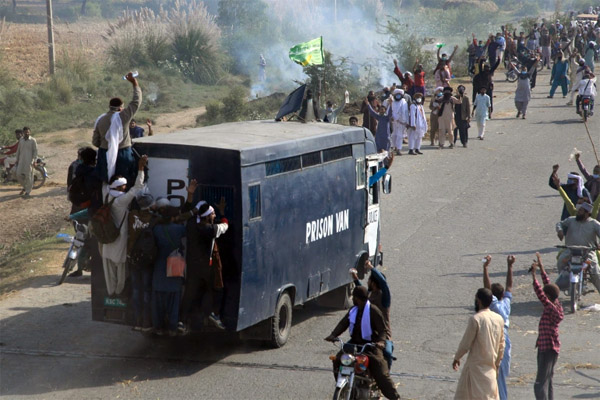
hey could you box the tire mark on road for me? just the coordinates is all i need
[3,347,600,390]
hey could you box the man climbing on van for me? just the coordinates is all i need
[92,72,142,185]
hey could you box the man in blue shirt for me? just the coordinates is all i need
[483,254,514,400]
[129,119,153,139]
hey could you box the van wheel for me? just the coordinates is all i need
[269,292,292,348]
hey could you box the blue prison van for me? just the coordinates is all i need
[91,120,390,347]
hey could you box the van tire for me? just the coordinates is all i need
[269,292,292,348]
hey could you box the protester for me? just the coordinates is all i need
[540,28,552,69]
[14,127,37,198]
[349,116,359,126]
[92,72,142,185]
[556,201,600,294]
[389,88,409,155]
[413,60,426,96]
[360,91,379,133]
[299,88,321,123]
[514,63,537,119]
[575,153,600,201]
[393,59,414,95]
[127,192,156,331]
[366,101,392,153]
[66,147,100,278]
[584,41,596,72]
[574,71,597,114]
[258,54,267,82]
[325,286,401,400]
[472,87,491,140]
[530,257,563,400]
[548,52,569,98]
[100,155,147,297]
[472,58,500,117]
[483,255,514,400]
[320,93,347,124]
[351,261,394,367]
[567,57,588,106]
[452,288,505,400]
[151,202,186,336]
[453,85,471,148]
[437,87,461,149]
[129,119,153,139]
[180,199,230,331]
[429,88,443,146]
[1,129,22,170]
[408,92,427,155]
[549,164,591,220]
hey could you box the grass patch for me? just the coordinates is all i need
[0,227,72,297]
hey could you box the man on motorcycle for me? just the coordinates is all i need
[556,202,600,294]
[1,129,22,170]
[325,286,401,400]
[575,71,597,115]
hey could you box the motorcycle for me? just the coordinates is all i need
[330,339,380,400]
[505,57,521,83]
[556,245,595,313]
[0,153,48,189]
[57,220,90,285]
[580,95,594,122]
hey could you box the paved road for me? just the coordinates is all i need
[1,70,600,400]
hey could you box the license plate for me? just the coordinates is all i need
[340,366,354,375]
[571,256,582,264]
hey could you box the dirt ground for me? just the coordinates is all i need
[0,106,205,275]
[1,18,109,85]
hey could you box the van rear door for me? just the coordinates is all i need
[364,159,380,257]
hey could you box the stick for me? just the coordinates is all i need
[583,120,600,166]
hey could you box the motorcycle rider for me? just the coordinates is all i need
[325,286,401,400]
[351,260,394,367]
[575,71,597,115]
[556,202,600,294]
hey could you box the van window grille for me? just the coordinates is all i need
[302,151,322,168]
[249,184,261,219]
[265,156,301,176]
[322,145,352,163]
[198,185,234,217]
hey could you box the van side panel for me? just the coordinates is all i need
[237,147,367,331]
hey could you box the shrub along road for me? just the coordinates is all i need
[1,72,599,399]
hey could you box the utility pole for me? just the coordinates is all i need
[46,0,55,75]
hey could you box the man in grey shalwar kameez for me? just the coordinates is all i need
[14,127,38,197]
[514,57,539,119]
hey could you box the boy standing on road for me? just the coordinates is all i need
[483,254,515,400]
[530,256,564,400]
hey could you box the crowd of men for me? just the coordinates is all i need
[63,73,230,336]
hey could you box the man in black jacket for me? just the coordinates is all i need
[473,57,500,118]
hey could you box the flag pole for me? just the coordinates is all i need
[583,120,600,165]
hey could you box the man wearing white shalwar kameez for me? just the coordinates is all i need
[101,156,147,296]
[14,127,37,197]
[390,89,409,155]
[408,93,428,155]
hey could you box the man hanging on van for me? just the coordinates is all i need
[181,200,229,331]
[92,72,142,185]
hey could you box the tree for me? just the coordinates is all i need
[303,51,354,101]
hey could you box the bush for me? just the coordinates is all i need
[516,1,540,17]
[84,2,102,18]
[50,76,73,104]
[221,86,248,122]
[169,0,225,84]
[36,88,57,110]
[205,100,224,124]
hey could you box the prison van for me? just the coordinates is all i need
[91,120,391,347]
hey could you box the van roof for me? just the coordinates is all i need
[134,120,369,166]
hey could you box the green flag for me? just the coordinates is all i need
[289,37,324,66]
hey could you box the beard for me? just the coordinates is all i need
[576,213,587,221]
